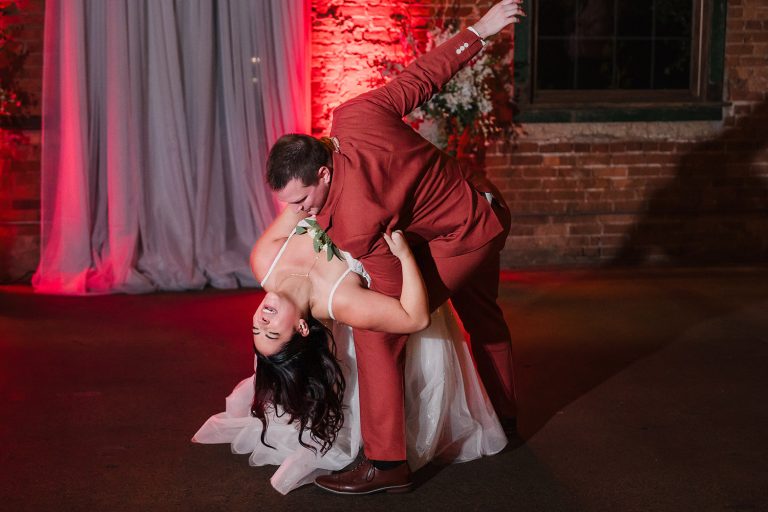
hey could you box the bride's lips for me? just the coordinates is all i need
[259,292,284,324]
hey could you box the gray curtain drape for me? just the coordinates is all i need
[34,0,310,294]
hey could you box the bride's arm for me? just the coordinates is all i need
[250,206,309,279]
[332,231,430,334]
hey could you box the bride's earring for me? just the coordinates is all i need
[297,319,310,337]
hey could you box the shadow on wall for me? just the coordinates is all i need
[611,99,768,266]
[512,104,768,440]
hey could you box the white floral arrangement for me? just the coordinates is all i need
[374,15,517,159]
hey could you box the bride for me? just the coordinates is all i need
[193,207,507,494]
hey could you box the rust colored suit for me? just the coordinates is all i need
[315,30,516,461]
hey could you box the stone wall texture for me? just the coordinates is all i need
[2,0,767,282]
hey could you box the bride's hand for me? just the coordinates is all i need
[382,230,413,261]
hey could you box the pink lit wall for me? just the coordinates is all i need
[310,0,452,134]
[0,0,44,282]
[2,0,768,283]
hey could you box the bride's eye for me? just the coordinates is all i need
[253,327,279,341]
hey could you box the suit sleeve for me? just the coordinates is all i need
[343,30,484,119]
[358,237,404,299]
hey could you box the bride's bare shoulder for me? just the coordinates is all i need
[249,207,310,282]
[250,236,285,283]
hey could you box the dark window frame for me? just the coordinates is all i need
[513,0,728,123]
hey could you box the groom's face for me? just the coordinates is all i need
[276,166,331,216]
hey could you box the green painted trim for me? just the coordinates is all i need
[518,104,724,123]
[708,0,728,101]
[513,0,532,104]
[512,0,728,123]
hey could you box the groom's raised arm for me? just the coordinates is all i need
[339,0,523,119]
[360,30,485,119]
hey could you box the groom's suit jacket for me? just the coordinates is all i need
[316,29,501,292]
[315,29,505,460]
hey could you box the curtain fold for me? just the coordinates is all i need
[34,0,310,294]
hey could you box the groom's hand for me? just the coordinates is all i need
[472,0,526,40]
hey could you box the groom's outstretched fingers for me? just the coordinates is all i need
[473,0,526,40]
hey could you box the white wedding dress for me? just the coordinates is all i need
[192,224,507,494]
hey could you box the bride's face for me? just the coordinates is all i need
[252,292,309,356]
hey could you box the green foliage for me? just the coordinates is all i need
[297,220,344,262]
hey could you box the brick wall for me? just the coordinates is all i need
[1,1,766,283]
[311,0,440,134]
[312,0,768,268]
[485,0,768,268]
[0,0,43,282]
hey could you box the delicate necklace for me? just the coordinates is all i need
[288,251,321,279]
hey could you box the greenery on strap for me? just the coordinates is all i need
[295,219,344,262]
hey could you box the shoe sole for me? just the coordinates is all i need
[314,481,413,495]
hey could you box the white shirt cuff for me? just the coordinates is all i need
[467,26,487,46]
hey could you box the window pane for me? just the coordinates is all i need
[656,0,693,38]
[537,39,575,89]
[576,39,613,89]
[616,41,652,88]
[654,39,691,89]
[576,0,614,38]
[534,0,696,94]
[539,0,577,36]
[617,0,653,37]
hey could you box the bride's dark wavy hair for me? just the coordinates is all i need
[251,315,345,455]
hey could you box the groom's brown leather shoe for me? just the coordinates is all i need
[314,459,412,495]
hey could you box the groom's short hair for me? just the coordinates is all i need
[266,134,331,190]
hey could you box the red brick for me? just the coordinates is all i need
[514,191,551,201]
[603,224,631,235]
[507,178,543,189]
[508,225,535,236]
[590,143,612,153]
[578,154,611,166]
[548,191,585,201]
[612,153,652,165]
[609,142,628,152]
[570,224,602,235]
[539,142,573,153]
[573,143,591,153]
[6,0,768,272]
[592,167,627,178]
[542,155,577,166]
[593,234,629,247]
[565,235,592,247]
[510,154,544,165]
[512,141,540,153]
[612,200,646,213]
[522,167,559,178]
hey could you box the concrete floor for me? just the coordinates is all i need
[1,267,767,512]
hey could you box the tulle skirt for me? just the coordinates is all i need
[192,304,507,494]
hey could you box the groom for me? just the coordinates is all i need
[266,1,524,494]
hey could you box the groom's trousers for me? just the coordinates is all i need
[352,196,516,461]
